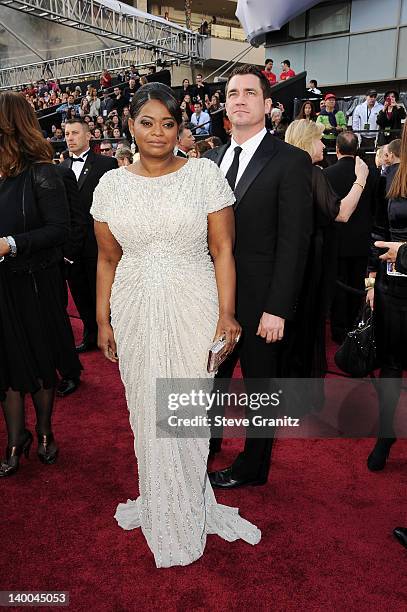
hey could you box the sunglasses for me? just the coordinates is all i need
[101,148,112,152]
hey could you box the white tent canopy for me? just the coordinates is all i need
[236,0,321,46]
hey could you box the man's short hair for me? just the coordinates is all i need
[265,58,273,65]
[179,122,194,137]
[336,131,358,156]
[194,101,203,107]
[226,64,271,100]
[388,138,401,158]
[310,79,317,87]
[65,118,90,131]
[283,59,291,67]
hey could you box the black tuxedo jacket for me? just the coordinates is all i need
[62,150,117,257]
[324,156,377,257]
[205,132,313,325]
[56,165,87,260]
[176,149,188,158]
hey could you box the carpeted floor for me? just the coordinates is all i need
[0,311,406,611]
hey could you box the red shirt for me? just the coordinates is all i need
[262,70,277,85]
[280,69,296,81]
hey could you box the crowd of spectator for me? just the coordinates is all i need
[15,59,407,168]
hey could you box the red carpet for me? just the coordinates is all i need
[1,308,406,611]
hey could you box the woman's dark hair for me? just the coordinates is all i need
[384,90,399,102]
[296,100,317,121]
[388,123,407,199]
[130,82,182,125]
[0,91,53,177]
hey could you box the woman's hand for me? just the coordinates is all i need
[214,313,242,354]
[355,156,369,184]
[98,322,119,363]
[366,287,374,310]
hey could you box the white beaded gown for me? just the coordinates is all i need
[90,158,261,568]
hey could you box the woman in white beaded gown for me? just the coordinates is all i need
[90,83,261,567]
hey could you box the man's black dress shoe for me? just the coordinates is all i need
[56,378,80,397]
[76,340,97,353]
[209,467,267,489]
[393,527,407,549]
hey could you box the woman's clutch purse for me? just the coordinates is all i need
[207,336,229,374]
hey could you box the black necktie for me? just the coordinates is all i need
[225,146,242,190]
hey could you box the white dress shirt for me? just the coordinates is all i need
[352,101,383,139]
[71,148,90,181]
[219,127,267,187]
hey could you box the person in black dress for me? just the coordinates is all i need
[0,91,81,477]
[283,120,369,381]
[366,121,407,471]
[376,90,406,146]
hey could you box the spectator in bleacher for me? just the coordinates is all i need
[89,90,101,118]
[96,115,105,129]
[100,141,114,157]
[269,108,288,139]
[93,127,102,140]
[176,122,195,158]
[100,69,112,90]
[124,78,140,103]
[280,59,295,81]
[262,59,277,86]
[79,97,91,117]
[180,78,193,100]
[50,127,65,142]
[190,101,211,135]
[193,73,209,103]
[57,94,80,121]
[307,79,321,96]
[111,113,122,131]
[352,89,383,149]
[324,131,377,344]
[100,89,114,118]
[103,126,113,139]
[376,90,407,146]
[115,147,133,167]
[296,100,317,122]
[112,85,128,116]
[317,99,326,116]
[112,127,122,140]
[316,93,347,146]
[180,94,194,121]
[207,94,227,143]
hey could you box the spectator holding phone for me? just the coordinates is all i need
[376,90,406,146]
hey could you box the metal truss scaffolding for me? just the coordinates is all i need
[0,0,204,87]
[0,45,167,89]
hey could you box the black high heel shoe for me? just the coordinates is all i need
[37,431,59,465]
[367,437,396,471]
[0,430,33,478]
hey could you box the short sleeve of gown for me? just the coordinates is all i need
[202,158,236,214]
[312,165,341,227]
[90,174,110,222]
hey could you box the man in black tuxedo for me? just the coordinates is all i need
[55,164,87,396]
[324,132,377,343]
[62,119,117,352]
[205,65,313,488]
[176,122,195,158]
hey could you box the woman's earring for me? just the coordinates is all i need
[131,135,136,155]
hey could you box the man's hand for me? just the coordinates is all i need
[257,312,285,343]
[375,240,404,263]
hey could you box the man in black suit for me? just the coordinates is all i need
[205,65,313,488]
[62,119,117,352]
[55,164,87,396]
[176,122,195,158]
[324,132,377,343]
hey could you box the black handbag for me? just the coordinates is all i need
[334,303,376,377]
